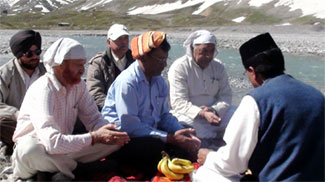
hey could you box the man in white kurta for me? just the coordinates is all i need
[11,38,130,180]
[168,30,233,150]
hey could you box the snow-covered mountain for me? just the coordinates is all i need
[1,0,325,24]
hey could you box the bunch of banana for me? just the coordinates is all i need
[157,151,195,180]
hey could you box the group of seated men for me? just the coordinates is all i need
[0,25,323,181]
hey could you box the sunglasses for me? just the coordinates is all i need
[23,49,42,58]
[150,55,170,63]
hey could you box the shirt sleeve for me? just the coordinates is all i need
[0,74,19,119]
[158,97,184,140]
[203,95,260,176]
[77,82,109,131]
[211,62,232,118]
[114,81,171,141]
[168,61,202,119]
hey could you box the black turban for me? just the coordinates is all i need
[9,30,42,58]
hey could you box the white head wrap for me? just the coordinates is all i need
[42,38,86,73]
[183,30,218,58]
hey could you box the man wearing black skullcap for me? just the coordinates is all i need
[194,33,324,181]
[0,30,46,155]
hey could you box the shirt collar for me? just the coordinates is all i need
[134,60,149,84]
[47,72,64,92]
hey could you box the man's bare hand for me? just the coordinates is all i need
[197,148,212,165]
[203,111,221,125]
[167,128,201,151]
[92,123,130,146]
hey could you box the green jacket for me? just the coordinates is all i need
[86,48,134,111]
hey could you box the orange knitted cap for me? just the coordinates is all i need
[131,31,166,59]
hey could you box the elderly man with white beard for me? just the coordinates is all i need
[11,38,130,181]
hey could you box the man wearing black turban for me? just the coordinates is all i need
[0,30,46,155]
[194,33,324,181]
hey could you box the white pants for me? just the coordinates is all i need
[11,136,120,179]
[192,166,241,182]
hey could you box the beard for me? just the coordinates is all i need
[62,67,82,85]
[20,58,40,70]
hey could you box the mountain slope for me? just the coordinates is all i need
[0,0,324,29]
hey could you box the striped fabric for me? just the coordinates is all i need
[131,31,166,59]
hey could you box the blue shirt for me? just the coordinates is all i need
[102,61,183,142]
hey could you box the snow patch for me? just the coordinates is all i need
[274,0,325,19]
[248,0,273,7]
[81,0,113,11]
[35,5,50,13]
[7,0,20,7]
[276,22,291,26]
[192,0,225,15]
[232,16,246,23]
[128,0,205,15]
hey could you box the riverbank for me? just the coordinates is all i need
[1,24,325,57]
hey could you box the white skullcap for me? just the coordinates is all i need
[43,38,86,73]
[183,30,218,57]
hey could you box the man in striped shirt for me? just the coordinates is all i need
[11,38,130,181]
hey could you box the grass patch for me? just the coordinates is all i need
[292,15,325,25]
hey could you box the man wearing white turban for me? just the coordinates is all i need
[168,30,234,150]
[11,38,130,181]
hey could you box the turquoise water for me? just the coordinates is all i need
[1,34,324,105]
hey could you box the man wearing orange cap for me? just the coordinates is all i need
[101,31,201,179]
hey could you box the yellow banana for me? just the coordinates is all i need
[157,155,166,173]
[168,158,195,174]
[171,158,192,166]
[161,157,184,180]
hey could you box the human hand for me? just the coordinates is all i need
[203,111,221,126]
[197,148,212,165]
[167,128,201,151]
[92,123,130,146]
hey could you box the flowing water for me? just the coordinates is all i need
[0,34,324,105]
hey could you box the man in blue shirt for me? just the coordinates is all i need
[102,31,201,179]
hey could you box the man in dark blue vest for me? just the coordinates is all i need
[193,33,324,181]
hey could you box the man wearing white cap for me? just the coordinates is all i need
[11,38,130,181]
[86,23,134,111]
[168,30,234,150]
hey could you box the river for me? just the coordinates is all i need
[0,34,324,105]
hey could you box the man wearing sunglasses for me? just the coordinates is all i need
[0,29,46,156]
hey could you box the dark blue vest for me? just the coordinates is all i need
[248,74,324,181]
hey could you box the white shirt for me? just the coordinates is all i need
[22,67,40,90]
[193,95,260,181]
[112,51,127,71]
[15,61,41,90]
[168,55,232,138]
[13,72,108,155]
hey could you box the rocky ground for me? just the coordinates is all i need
[0,24,324,181]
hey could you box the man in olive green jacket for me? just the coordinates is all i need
[86,24,134,111]
[0,30,46,155]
